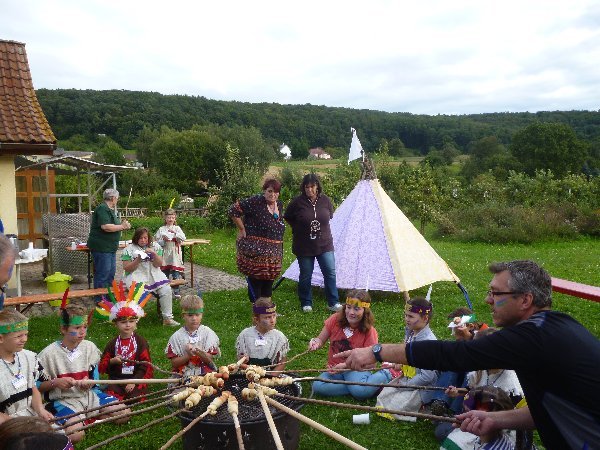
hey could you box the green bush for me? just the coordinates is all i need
[205,145,262,228]
[436,203,582,243]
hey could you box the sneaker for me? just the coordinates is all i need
[430,399,450,417]
[162,318,180,327]
[328,303,343,312]
[302,306,313,313]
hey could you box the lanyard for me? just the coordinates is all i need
[1,353,21,377]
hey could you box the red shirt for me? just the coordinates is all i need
[324,314,378,367]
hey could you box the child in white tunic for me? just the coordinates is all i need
[37,304,131,444]
[0,309,52,424]
[155,209,186,298]
[122,227,178,326]
[165,295,220,377]
[236,297,289,371]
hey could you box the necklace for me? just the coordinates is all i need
[486,369,505,386]
[267,203,279,219]
[1,353,21,377]
[115,335,137,360]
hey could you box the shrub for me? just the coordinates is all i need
[205,145,262,228]
[436,203,582,243]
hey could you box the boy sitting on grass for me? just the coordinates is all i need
[0,309,53,424]
[236,297,289,371]
[38,304,131,444]
[165,294,220,376]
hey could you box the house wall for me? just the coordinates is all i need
[0,156,17,288]
[0,156,17,233]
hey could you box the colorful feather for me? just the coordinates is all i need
[107,283,117,304]
[132,282,144,302]
[118,281,126,303]
[138,291,151,308]
[94,307,110,321]
[60,288,70,310]
[126,282,136,303]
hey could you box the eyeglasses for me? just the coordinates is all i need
[486,290,519,298]
[0,285,5,310]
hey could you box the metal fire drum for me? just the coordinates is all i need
[43,213,91,277]
[178,374,304,450]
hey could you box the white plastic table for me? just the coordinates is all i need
[14,255,46,296]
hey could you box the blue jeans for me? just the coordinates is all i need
[162,269,183,295]
[297,251,338,308]
[313,369,389,400]
[92,251,116,303]
[428,370,467,413]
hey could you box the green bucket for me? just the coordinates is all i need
[44,272,73,307]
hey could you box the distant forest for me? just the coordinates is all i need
[37,89,600,157]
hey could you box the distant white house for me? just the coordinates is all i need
[308,147,331,159]
[279,143,292,160]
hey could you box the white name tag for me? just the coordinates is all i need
[189,336,199,344]
[12,374,27,390]
[343,327,354,339]
[255,339,267,346]
[121,365,134,375]
[67,349,82,362]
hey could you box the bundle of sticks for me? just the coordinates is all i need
[69,355,462,450]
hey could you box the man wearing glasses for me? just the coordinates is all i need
[0,234,17,310]
[335,260,600,450]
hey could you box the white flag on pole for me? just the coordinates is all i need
[348,127,364,164]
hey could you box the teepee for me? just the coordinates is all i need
[281,129,461,297]
[282,178,460,295]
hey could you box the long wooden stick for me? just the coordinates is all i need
[159,410,211,450]
[86,406,187,450]
[264,349,312,369]
[78,378,180,386]
[267,367,373,374]
[265,396,367,450]
[295,377,468,393]
[57,392,175,430]
[232,413,245,450]
[121,358,182,377]
[64,399,173,434]
[275,393,458,423]
[257,388,285,450]
[49,383,186,423]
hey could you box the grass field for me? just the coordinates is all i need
[24,229,599,449]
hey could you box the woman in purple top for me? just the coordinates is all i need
[284,174,341,313]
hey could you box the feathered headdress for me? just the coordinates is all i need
[95,281,151,321]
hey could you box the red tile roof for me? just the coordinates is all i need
[0,39,56,155]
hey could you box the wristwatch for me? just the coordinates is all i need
[372,343,383,363]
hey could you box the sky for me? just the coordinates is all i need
[2,0,600,115]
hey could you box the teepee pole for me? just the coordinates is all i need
[403,291,410,302]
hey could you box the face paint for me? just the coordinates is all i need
[69,331,78,336]
[494,298,508,308]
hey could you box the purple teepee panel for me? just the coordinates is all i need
[282,180,399,291]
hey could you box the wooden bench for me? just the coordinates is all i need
[5,288,109,313]
[5,279,190,313]
[552,277,600,303]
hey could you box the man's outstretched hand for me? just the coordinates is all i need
[333,347,376,370]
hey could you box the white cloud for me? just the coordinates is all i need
[2,0,599,114]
